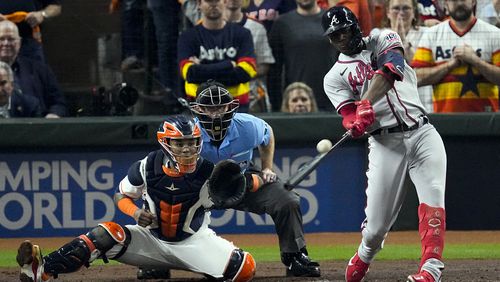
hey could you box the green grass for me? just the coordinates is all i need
[239,244,500,262]
[2,244,498,268]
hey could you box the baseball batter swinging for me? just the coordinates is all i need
[322,6,447,282]
[16,115,256,282]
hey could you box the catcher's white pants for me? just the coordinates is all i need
[358,123,447,262]
[105,214,237,278]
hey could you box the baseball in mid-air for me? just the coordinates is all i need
[316,139,333,153]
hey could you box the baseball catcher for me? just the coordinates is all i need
[16,115,256,282]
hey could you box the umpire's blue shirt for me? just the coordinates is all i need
[199,113,271,172]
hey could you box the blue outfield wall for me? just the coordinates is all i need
[0,144,367,237]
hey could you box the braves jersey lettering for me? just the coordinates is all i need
[348,61,375,94]
[325,28,425,129]
[199,46,238,61]
[384,33,399,42]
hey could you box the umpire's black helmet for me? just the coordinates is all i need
[190,80,239,141]
[322,6,363,52]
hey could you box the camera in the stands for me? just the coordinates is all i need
[91,82,139,116]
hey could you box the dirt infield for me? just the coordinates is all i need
[1,231,499,281]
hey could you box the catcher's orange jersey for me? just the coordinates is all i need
[412,18,500,112]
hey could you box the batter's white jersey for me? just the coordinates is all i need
[323,28,426,131]
[324,29,447,281]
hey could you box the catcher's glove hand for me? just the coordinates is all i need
[208,160,246,209]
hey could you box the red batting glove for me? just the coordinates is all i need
[349,121,367,138]
[343,118,365,138]
[355,100,375,127]
[339,102,373,138]
[344,100,374,138]
[342,114,356,131]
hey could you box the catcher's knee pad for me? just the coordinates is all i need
[223,249,256,282]
[43,222,130,277]
[418,204,446,266]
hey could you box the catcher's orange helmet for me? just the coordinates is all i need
[157,115,202,174]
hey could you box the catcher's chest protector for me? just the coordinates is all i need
[144,150,213,241]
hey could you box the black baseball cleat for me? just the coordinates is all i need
[137,267,171,280]
[282,252,321,277]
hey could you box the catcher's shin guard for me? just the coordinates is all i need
[223,249,256,282]
[43,222,129,277]
[418,204,446,270]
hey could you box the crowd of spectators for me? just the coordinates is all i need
[0,0,498,118]
[0,0,66,118]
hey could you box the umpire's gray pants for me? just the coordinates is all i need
[233,181,305,253]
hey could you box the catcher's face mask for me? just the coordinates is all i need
[157,115,203,174]
[167,137,201,173]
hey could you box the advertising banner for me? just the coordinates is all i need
[0,145,367,237]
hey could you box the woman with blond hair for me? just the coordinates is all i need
[280,82,318,113]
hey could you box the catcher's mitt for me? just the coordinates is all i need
[208,160,246,209]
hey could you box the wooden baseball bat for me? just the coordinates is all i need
[284,131,351,190]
